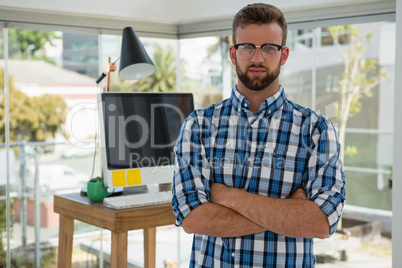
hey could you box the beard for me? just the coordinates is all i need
[236,57,282,91]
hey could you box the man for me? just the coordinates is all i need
[172,3,346,267]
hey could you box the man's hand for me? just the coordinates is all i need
[182,182,267,236]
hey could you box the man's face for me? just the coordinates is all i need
[229,23,289,92]
[235,51,282,91]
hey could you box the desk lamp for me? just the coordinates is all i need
[92,27,156,189]
[96,27,156,91]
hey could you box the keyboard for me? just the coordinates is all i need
[103,191,172,209]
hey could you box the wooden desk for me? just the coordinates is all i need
[53,193,176,268]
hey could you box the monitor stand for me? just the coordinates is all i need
[122,185,149,195]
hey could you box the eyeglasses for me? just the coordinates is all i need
[233,43,285,59]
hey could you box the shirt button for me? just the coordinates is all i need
[244,103,248,108]
[231,252,235,257]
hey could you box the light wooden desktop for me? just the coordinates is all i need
[53,192,176,268]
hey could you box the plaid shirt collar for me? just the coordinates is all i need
[231,84,287,116]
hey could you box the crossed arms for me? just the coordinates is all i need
[176,112,345,240]
[182,184,330,239]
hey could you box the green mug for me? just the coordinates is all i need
[87,179,110,202]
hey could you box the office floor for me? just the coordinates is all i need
[10,221,391,268]
[72,227,391,268]
[316,237,392,268]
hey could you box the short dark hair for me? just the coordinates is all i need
[232,3,287,46]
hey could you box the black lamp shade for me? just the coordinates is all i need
[119,27,155,80]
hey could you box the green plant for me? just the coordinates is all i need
[327,25,387,163]
[0,200,6,265]
[0,68,68,143]
[1,29,60,61]
[89,176,103,182]
[0,192,14,266]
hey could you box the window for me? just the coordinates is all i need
[2,27,99,266]
[179,36,226,108]
[0,25,8,266]
[284,21,394,264]
[0,15,396,267]
[286,22,394,211]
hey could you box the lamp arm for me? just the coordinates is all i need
[95,57,120,87]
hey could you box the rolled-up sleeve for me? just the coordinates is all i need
[172,114,211,226]
[306,116,346,236]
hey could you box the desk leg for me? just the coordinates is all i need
[144,227,156,268]
[57,215,74,268]
[111,231,128,268]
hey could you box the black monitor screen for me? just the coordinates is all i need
[101,93,194,170]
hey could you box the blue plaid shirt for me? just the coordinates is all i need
[172,86,346,267]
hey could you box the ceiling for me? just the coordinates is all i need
[0,0,397,38]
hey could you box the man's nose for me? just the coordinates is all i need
[251,47,264,63]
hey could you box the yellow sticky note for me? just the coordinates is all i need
[127,169,142,185]
[112,170,127,187]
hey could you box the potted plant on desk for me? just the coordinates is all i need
[87,177,109,202]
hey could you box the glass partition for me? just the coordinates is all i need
[179,36,226,109]
[0,25,8,267]
[282,28,315,109]
[0,18,395,267]
[284,22,394,266]
[1,27,99,266]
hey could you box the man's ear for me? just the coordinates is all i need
[280,46,289,66]
[229,45,237,65]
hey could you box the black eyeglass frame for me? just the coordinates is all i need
[233,43,285,51]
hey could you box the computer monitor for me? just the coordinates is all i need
[98,92,194,189]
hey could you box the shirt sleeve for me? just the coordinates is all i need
[306,115,346,236]
[172,114,211,226]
